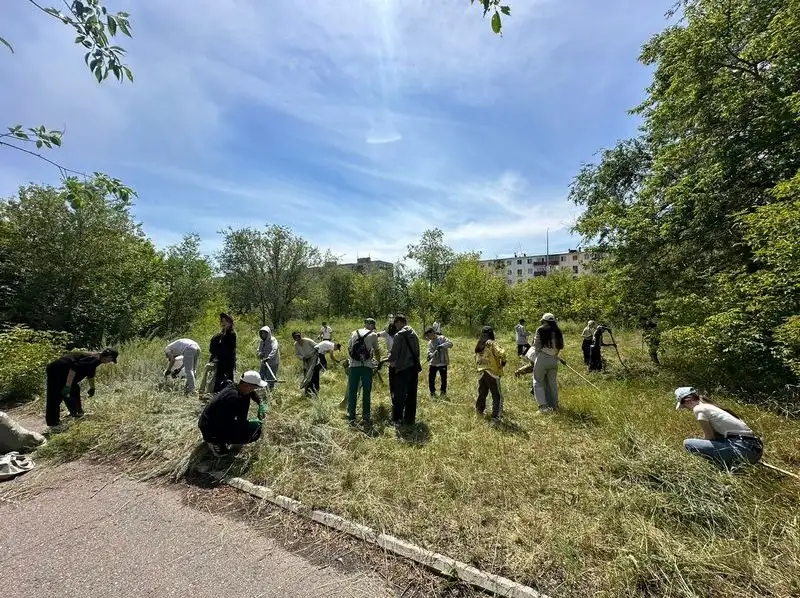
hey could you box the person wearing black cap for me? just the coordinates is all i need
[389,314,421,426]
[44,347,118,430]
[210,313,237,392]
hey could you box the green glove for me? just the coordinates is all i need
[247,417,262,426]
[61,385,71,398]
[257,402,267,419]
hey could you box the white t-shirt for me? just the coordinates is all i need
[515,324,528,344]
[314,340,335,354]
[348,328,379,367]
[378,330,395,352]
[320,326,332,340]
[165,338,200,356]
[693,403,754,437]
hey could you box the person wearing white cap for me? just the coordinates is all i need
[531,313,564,412]
[198,370,268,456]
[581,320,596,366]
[675,387,763,469]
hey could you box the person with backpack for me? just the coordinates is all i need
[581,320,596,366]
[531,313,564,412]
[424,327,452,399]
[164,338,201,394]
[44,347,118,430]
[346,318,380,426]
[389,314,422,426]
[256,326,280,389]
[674,387,763,469]
[292,331,320,396]
[515,318,530,356]
[475,326,506,426]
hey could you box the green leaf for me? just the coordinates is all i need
[107,15,117,36]
[94,67,103,83]
[119,21,131,37]
[491,11,501,34]
[0,36,13,53]
[36,140,43,149]
[500,5,511,16]
[51,135,62,147]
[122,66,134,82]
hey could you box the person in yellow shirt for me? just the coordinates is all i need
[474,326,507,426]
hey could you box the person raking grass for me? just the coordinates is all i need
[424,327,452,399]
[163,338,201,394]
[198,370,268,457]
[474,326,506,426]
[293,331,320,396]
[674,387,763,470]
[45,347,118,431]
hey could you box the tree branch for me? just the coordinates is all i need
[0,140,86,179]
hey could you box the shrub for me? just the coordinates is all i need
[0,326,70,402]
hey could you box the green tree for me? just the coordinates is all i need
[217,225,321,329]
[442,256,508,330]
[159,234,214,335]
[406,228,457,291]
[1,1,134,178]
[570,0,800,393]
[0,178,164,346]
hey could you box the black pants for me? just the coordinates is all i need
[318,354,328,370]
[581,338,592,366]
[428,365,447,395]
[392,367,419,425]
[307,363,321,395]
[517,343,530,356]
[200,420,262,445]
[388,366,396,399]
[45,367,83,426]
[213,361,235,392]
[476,372,503,419]
[588,346,603,371]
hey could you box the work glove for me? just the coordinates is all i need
[559,358,567,366]
[61,385,71,398]
[247,417,262,427]
[171,369,180,379]
[87,387,96,398]
[257,402,267,420]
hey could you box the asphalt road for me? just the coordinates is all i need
[1,461,397,598]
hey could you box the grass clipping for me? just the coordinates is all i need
[35,323,800,598]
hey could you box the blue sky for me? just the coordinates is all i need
[0,0,673,263]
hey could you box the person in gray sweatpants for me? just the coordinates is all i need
[515,313,564,412]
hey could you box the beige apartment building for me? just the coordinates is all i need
[479,248,591,285]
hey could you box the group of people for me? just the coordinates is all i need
[40,311,765,471]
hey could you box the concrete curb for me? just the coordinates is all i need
[226,477,549,598]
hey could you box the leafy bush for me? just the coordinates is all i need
[0,326,69,401]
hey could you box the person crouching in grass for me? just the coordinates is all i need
[474,326,506,426]
[675,387,763,470]
[198,371,267,457]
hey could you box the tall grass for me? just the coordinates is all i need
[35,317,800,597]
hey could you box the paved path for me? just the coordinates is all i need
[1,462,397,598]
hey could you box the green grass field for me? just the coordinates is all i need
[33,317,800,598]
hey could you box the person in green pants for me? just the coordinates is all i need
[346,318,380,427]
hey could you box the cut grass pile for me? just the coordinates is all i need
[32,318,800,598]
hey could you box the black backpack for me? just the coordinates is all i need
[349,330,372,362]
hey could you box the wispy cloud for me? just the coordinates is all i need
[0,0,673,262]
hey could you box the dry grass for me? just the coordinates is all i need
[35,318,800,598]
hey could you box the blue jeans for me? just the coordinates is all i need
[683,437,762,469]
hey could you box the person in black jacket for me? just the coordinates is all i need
[45,348,118,429]
[388,314,421,427]
[210,312,237,392]
[198,370,267,456]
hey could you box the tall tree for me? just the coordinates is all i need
[0,178,164,346]
[159,234,214,335]
[570,0,800,392]
[442,256,508,330]
[406,228,457,291]
[217,225,321,329]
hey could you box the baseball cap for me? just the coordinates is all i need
[541,313,556,322]
[364,318,377,328]
[241,371,268,388]
[674,387,698,409]
[101,347,119,363]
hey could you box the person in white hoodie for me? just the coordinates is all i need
[256,326,280,390]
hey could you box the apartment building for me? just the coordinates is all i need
[479,248,591,285]
[340,256,395,274]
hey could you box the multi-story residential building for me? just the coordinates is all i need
[479,248,591,285]
[340,256,395,274]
